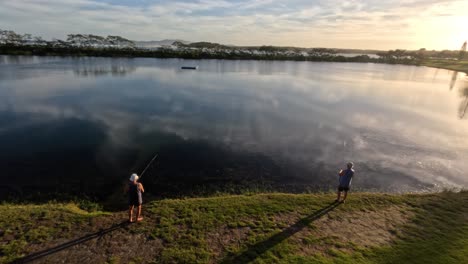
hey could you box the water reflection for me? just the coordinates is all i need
[72,60,137,77]
[447,70,468,119]
[450,71,458,90]
[458,78,468,119]
[0,113,108,197]
[0,56,467,198]
[0,55,138,80]
[0,55,38,64]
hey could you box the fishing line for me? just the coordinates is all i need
[139,154,158,179]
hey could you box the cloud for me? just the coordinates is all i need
[0,0,467,49]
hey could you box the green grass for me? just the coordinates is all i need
[1,192,467,263]
[421,59,468,74]
[366,191,468,264]
[0,202,109,263]
[140,192,467,263]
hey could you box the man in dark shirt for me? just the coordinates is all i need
[336,162,354,203]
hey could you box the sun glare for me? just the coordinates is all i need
[448,16,468,49]
[413,14,468,50]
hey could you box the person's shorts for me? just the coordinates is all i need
[338,186,350,192]
[128,196,142,206]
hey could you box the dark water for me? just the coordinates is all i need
[1,55,467,198]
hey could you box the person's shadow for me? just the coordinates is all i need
[221,201,341,264]
[12,221,131,263]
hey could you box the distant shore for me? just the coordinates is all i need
[0,44,385,63]
[1,44,468,74]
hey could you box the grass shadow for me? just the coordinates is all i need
[12,220,131,263]
[221,201,341,264]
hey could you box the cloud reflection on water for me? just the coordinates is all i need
[0,56,467,196]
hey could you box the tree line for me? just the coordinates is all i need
[1,29,465,64]
[0,29,135,48]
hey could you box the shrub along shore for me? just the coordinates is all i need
[1,44,468,75]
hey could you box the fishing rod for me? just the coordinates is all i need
[139,154,158,179]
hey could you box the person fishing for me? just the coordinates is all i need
[336,162,354,203]
[125,154,157,223]
[127,173,145,223]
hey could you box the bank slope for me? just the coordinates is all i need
[422,59,468,74]
[1,191,467,263]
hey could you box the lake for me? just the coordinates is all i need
[1,55,467,198]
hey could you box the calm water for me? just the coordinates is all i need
[1,55,467,197]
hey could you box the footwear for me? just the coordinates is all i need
[334,199,340,203]
[341,200,346,204]
[136,217,144,222]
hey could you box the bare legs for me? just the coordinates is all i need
[336,190,348,203]
[336,190,341,202]
[136,205,143,222]
[128,205,134,222]
[128,205,143,222]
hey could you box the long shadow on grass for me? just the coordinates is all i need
[12,221,131,263]
[221,201,341,264]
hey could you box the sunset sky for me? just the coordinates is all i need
[1,0,467,50]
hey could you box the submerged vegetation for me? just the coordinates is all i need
[1,191,467,263]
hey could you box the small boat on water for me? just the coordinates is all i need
[181,66,198,70]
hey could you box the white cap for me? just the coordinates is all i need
[129,173,139,182]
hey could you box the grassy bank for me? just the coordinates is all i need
[1,191,467,263]
[421,59,468,74]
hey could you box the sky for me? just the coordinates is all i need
[0,0,467,50]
